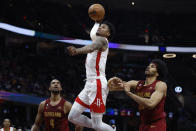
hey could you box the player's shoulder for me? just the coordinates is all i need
[156,81,167,90]
[157,81,167,86]
[127,80,139,85]
[39,100,47,109]
[40,100,46,105]
[63,100,73,114]
[64,100,72,107]
[95,36,108,43]
[60,98,68,103]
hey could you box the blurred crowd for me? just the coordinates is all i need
[0,45,146,99]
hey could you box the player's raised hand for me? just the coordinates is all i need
[108,77,124,91]
[67,46,77,56]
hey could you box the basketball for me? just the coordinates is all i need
[88,4,105,21]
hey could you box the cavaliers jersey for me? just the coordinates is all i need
[43,98,69,131]
[135,80,166,123]
[0,127,14,131]
[86,22,109,79]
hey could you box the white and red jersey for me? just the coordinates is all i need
[0,127,14,131]
[75,23,109,113]
[86,23,109,79]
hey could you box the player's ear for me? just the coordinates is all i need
[156,72,159,77]
[49,86,51,91]
[60,86,62,91]
[107,32,110,37]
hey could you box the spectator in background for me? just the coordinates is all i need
[1,118,16,131]
[17,128,22,131]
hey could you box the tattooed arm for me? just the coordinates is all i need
[67,36,107,56]
[124,81,167,109]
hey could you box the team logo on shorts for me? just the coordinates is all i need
[94,98,103,107]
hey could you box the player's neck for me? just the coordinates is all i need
[145,76,157,86]
[50,94,61,102]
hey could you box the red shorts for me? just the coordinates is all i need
[139,118,166,131]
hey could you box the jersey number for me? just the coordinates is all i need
[50,119,55,128]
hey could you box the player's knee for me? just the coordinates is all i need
[68,111,75,122]
[92,121,102,130]
[68,109,80,123]
[68,113,72,122]
[92,124,101,131]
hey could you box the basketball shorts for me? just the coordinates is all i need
[75,78,109,113]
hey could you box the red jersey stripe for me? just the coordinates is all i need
[96,51,102,76]
[75,97,90,109]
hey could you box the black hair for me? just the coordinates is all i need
[151,59,168,81]
[101,20,115,41]
[3,118,10,122]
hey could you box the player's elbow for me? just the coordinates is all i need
[90,48,95,52]
[146,100,156,109]
[88,47,96,53]
[147,104,156,109]
[31,124,40,131]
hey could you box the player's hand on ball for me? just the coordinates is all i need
[67,46,77,56]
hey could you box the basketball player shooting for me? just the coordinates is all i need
[108,59,168,131]
[67,4,116,131]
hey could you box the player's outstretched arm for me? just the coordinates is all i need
[124,81,167,109]
[67,37,107,56]
[108,77,138,91]
[31,101,44,131]
[64,101,83,131]
[107,77,124,91]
